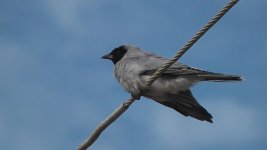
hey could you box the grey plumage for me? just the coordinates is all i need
[102,45,242,123]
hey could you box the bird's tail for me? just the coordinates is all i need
[198,73,242,82]
[156,90,213,123]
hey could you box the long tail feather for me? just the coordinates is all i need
[198,73,242,82]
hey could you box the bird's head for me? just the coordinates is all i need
[101,45,128,64]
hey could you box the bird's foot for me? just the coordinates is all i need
[131,93,141,100]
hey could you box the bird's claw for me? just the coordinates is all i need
[131,93,141,100]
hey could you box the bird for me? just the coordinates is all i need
[102,44,242,123]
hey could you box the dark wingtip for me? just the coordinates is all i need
[205,118,213,123]
[230,75,243,81]
[201,74,244,82]
[202,112,213,123]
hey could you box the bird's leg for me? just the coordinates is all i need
[131,93,141,100]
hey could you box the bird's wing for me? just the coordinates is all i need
[140,63,213,76]
[128,50,211,75]
[140,63,242,81]
[127,51,241,81]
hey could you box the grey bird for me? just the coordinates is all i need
[102,45,242,123]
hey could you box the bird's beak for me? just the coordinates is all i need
[101,53,113,60]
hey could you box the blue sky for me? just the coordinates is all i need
[0,0,266,150]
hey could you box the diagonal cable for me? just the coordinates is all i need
[145,0,239,86]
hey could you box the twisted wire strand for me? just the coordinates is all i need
[146,0,239,86]
[77,98,135,150]
[77,0,239,149]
